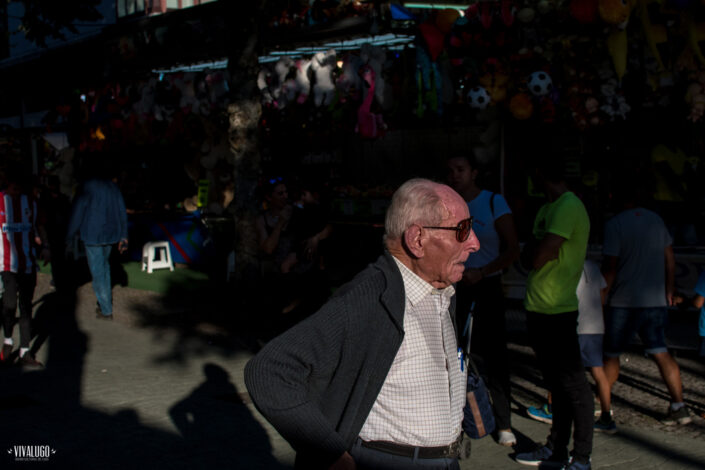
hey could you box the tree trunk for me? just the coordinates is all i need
[223,0,268,278]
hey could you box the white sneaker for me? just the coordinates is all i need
[498,429,517,447]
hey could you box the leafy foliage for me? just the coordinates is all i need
[15,0,103,47]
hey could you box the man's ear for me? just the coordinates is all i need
[403,225,425,259]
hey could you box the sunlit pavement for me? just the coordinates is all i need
[0,273,703,469]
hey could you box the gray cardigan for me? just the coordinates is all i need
[244,252,457,469]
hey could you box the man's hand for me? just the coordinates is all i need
[118,239,128,254]
[329,452,356,470]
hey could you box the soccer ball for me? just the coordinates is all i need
[527,71,553,96]
[468,86,491,109]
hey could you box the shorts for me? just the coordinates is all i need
[578,334,603,367]
[604,307,668,356]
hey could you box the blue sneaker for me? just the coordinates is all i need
[515,445,565,467]
[560,457,591,470]
[527,403,553,424]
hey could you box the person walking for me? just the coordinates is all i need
[515,154,593,470]
[446,154,520,447]
[66,161,128,320]
[245,178,480,470]
[601,179,692,425]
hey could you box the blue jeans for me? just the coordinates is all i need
[85,244,114,315]
[604,307,668,356]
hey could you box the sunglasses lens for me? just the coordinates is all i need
[457,218,472,242]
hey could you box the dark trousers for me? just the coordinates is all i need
[350,439,460,470]
[526,310,593,463]
[456,276,512,430]
[1,271,37,349]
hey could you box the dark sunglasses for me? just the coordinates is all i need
[423,217,474,242]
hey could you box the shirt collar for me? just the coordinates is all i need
[392,256,455,306]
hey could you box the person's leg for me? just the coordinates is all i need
[651,352,684,402]
[639,307,684,403]
[589,366,612,417]
[16,271,37,350]
[550,312,593,464]
[525,311,572,462]
[1,272,18,358]
[603,307,637,390]
[469,277,513,433]
[85,244,113,315]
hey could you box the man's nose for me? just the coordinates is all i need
[465,229,480,252]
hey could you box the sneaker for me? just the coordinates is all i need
[515,446,565,467]
[593,417,617,434]
[0,344,12,362]
[560,457,591,470]
[662,406,692,425]
[18,353,44,369]
[527,403,553,424]
[498,429,517,447]
[96,313,113,320]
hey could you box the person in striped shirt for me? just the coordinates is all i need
[0,170,44,368]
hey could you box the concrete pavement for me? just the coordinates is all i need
[1,273,704,469]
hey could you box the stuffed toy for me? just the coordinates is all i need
[360,43,387,108]
[257,65,276,105]
[311,49,337,107]
[294,57,312,104]
[356,64,386,138]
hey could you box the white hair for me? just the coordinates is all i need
[384,178,449,248]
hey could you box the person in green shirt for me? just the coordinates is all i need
[515,155,594,470]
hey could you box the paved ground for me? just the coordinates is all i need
[1,273,704,469]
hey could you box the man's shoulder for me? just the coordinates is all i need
[335,254,396,298]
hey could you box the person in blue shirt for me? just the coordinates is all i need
[447,154,521,447]
[66,159,128,320]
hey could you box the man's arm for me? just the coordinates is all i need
[601,255,618,295]
[531,233,566,270]
[244,300,350,468]
[665,245,675,306]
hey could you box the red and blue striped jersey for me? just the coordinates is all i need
[0,192,38,274]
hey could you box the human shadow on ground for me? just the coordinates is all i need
[169,363,288,469]
[1,276,282,469]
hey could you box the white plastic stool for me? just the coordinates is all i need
[142,241,174,273]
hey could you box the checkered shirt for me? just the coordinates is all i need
[358,257,466,446]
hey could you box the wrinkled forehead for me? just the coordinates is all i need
[436,185,469,222]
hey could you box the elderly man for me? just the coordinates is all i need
[245,178,480,470]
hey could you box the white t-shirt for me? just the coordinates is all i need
[576,259,607,334]
[464,190,512,274]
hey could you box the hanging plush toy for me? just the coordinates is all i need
[294,58,312,104]
[356,64,386,138]
[360,43,387,108]
[311,49,337,107]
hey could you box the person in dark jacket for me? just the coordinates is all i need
[66,160,128,320]
[245,178,480,470]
